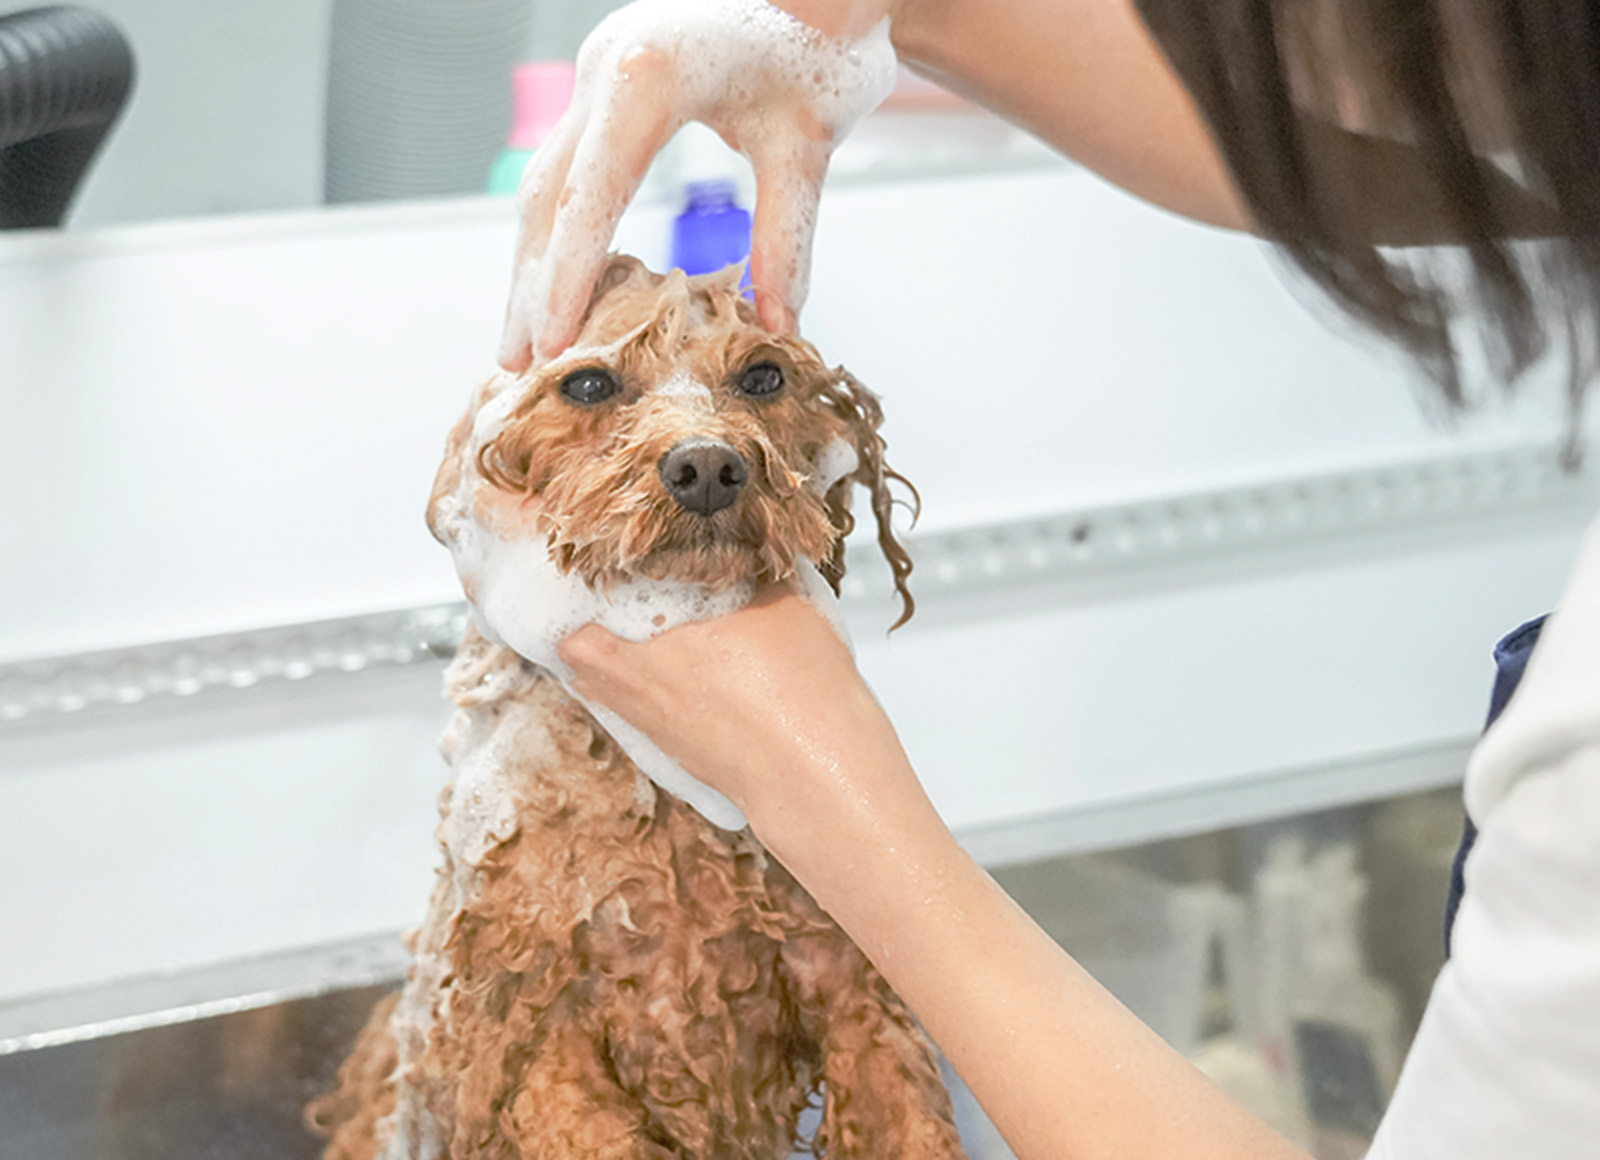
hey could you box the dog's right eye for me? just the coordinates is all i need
[736,361,785,399]
[560,368,622,406]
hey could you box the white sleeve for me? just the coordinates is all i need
[1366,517,1600,1160]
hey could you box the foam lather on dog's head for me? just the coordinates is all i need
[428,257,916,829]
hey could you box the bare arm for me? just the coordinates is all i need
[889,0,1250,230]
[782,0,1247,227]
[559,589,1310,1160]
[890,0,1563,241]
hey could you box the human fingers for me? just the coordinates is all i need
[736,14,897,333]
[531,53,683,360]
[559,619,746,799]
[498,116,583,372]
[558,586,867,804]
[746,127,833,334]
[499,4,683,367]
[559,622,641,711]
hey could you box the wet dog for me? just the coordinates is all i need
[308,256,965,1160]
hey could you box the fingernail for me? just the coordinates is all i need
[536,331,565,362]
[497,330,532,372]
[534,319,566,362]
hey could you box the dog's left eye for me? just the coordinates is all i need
[560,368,622,406]
[736,362,785,398]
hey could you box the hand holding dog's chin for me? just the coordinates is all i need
[558,585,937,872]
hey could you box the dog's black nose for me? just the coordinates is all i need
[658,439,748,516]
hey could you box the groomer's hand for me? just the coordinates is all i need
[497,0,899,370]
[557,584,913,850]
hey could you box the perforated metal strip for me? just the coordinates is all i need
[2,442,1588,728]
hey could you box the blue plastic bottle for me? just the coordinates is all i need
[669,179,752,280]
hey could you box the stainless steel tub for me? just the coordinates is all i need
[0,937,405,1160]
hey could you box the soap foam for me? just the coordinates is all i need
[444,383,857,831]
[440,715,529,896]
[657,370,714,402]
[809,434,858,493]
[580,0,896,136]
[509,0,897,355]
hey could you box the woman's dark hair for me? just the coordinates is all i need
[1135,0,1599,457]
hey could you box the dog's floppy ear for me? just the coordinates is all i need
[818,368,918,630]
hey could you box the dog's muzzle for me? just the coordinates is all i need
[658,439,748,516]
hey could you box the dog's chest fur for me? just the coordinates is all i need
[357,630,863,1160]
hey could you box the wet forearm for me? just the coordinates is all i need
[748,740,1309,1160]
[560,590,1306,1157]
[888,0,1251,231]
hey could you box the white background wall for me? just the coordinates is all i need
[68,0,332,226]
[63,0,629,228]
[0,168,1591,1003]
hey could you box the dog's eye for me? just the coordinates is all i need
[560,368,622,406]
[736,362,785,399]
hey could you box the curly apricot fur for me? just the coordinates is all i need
[316,258,958,1160]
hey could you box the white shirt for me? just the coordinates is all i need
[1367,514,1600,1158]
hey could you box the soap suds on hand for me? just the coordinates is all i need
[506,0,897,358]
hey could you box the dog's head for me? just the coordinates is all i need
[434,255,915,626]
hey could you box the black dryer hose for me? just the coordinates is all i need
[0,5,133,229]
